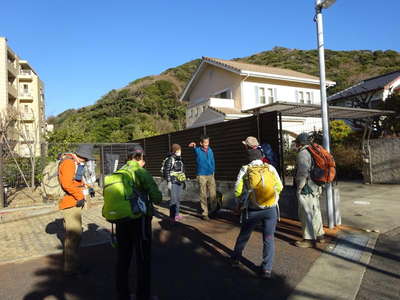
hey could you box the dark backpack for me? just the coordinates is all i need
[260,143,279,169]
[160,156,175,179]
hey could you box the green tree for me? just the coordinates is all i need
[47,123,90,158]
[329,120,352,145]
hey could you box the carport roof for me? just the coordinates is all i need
[242,101,395,119]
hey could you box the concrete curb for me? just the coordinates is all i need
[0,201,105,224]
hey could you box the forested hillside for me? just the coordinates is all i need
[48,47,400,146]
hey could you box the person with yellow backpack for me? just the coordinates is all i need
[231,137,283,279]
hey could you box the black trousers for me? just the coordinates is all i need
[115,216,152,300]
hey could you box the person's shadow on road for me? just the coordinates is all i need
[45,218,65,250]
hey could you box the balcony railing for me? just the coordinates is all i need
[7,61,18,75]
[8,83,18,98]
[19,92,33,98]
[209,97,235,108]
[21,113,34,121]
[20,69,32,76]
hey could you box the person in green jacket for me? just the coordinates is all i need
[115,144,162,300]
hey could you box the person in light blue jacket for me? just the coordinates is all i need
[188,135,216,220]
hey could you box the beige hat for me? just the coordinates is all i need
[242,136,259,148]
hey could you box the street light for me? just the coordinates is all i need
[317,0,336,9]
[315,0,336,229]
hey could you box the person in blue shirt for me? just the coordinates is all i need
[188,135,216,220]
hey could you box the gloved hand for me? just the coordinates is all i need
[167,181,172,190]
[76,199,86,207]
[296,178,307,195]
[89,187,95,198]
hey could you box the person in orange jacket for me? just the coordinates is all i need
[58,144,95,276]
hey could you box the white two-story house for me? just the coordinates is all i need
[180,57,336,137]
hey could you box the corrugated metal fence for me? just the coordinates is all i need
[124,111,281,181]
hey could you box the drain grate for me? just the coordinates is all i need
[330,234,370,262]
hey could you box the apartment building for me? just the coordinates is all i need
[0,37,46,157]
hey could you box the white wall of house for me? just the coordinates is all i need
[189,64,242,108]
[282,116,322,136]
[241,81,321,110]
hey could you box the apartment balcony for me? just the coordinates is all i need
[19,92,34,102]
[7,60,18,76]
[21,112,35,121]
[8,83,18,98]
[19,69,33,81]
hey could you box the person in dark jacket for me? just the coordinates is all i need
[164,144,186,221]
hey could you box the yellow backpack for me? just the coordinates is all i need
[246,165,283,208]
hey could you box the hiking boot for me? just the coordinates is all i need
[230,258,240,268]
[259,269,272,279]
[201,215,210,221]
[295,239,314,248]
[317,235,326,243]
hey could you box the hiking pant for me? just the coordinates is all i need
[169,182,183,218]
[197,175,216,216]
[298,193,325,240]
[63,206,83,272]
[233,207,277,271]
[116,216,152,300]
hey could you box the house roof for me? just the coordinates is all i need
[203,57,323,82]
[328,70,400,102]
[188,106,250,129]
[180,56,336,102]
[242,101,395,119]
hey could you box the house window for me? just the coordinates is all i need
[214,89,230,99]
[298,91,305,104]
[258,87,266,104]
[24,105,29,113]
[267,88,274,103]
[306,92,312,104]
[23,84,29,93]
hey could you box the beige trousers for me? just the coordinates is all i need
[197,175,216,216]
[63,206,83,272]
[298,193,325,240]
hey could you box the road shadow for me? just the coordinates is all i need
[152,213,293,300]
[22,211,304,300]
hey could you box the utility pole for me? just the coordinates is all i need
[315,0,336,228]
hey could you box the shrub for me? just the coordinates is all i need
[332,144,363,180]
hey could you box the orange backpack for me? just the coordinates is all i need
[306,143,336,185]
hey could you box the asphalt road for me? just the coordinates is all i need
[0,210,323,300]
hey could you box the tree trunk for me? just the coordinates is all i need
[0,144,5,208]
[31,158,35,188]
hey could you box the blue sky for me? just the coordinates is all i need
[1,0,399,117]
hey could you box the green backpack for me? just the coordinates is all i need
[102,168,147,223]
